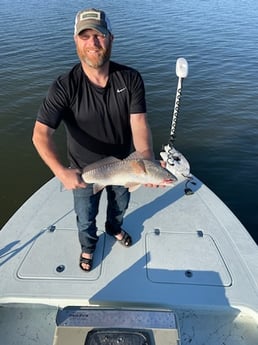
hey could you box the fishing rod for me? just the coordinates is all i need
[160,57,191,179]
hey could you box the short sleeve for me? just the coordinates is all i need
[36,77,70,129]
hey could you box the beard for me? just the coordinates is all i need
[76,42,112,69]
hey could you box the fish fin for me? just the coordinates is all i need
[93,183,106,194]
[125,183,142,192]
[129,160,147,174]
[83,156,120,173]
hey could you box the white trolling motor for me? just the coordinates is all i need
[160,57,191,181]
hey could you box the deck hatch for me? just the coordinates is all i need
[146,232,232,286]
[17,229,104,281]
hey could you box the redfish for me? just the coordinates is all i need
[81,152,177,194]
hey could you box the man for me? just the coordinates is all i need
[32,8,155,272]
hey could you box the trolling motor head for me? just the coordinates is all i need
[176,57,188,79]
[169,57,189,147]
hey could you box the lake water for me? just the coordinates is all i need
[1,0,257,244]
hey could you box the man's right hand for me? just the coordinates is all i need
[32,122,87,190]
[57,167,87,190]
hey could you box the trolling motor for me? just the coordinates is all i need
[160,58,191,180]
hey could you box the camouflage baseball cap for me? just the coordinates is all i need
[74,8,112,35]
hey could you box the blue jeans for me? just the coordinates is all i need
[73,185,130,254]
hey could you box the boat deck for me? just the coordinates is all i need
[1,177,258,344]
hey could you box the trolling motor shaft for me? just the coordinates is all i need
[160,58,191,179]
[170,57,189,147]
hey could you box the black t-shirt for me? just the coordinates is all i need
[37,61,147,169]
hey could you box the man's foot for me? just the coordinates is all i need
[114,230,132,247]
[79,253,93,272]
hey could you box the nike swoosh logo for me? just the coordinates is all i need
[117,87,127,93]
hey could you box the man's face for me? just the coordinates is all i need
[74,29,113,68]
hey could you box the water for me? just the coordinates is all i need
[1,0,257,244]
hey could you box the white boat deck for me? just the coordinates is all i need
[1,176,258,344]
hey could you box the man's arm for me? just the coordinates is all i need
[130,113,167,188]
[32,121,86,190]
[130,113,155,160]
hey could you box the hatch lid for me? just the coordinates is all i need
[146,232,232,286]
[17,229,104,281]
